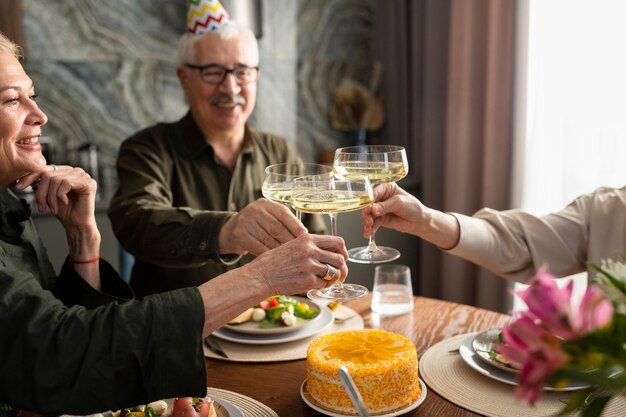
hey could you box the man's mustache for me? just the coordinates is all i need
[209,95,246,106]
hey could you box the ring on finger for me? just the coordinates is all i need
[51,164,58,171]
[321,264,338,281]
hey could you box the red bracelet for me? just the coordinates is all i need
[68,256,101,264]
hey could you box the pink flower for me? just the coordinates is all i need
[498,316,569,404]
[575,285,613,334]
[498,266,615,406]
[516,266,613,340]
[516,266,577,339]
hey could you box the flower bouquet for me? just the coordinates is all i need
[498,259,626,416]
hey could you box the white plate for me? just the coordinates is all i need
[471,327,519,373]
[213,304,333,345]
[163,395,243,417]
[223,296,322,335]
[459,334,589,391]
[300,379,427,417]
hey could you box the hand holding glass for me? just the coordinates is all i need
[291,175,373,302]
[333,145,408,263]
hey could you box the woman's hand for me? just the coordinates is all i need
[362,182,461,250]
[198,233,349,336]
[245,233,349,296]
[362,182,425,237]
[15,165,98,230]
[14,165,101,289]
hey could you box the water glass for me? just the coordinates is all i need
[371,265,414,315]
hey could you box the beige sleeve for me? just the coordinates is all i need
[446,205,588,283]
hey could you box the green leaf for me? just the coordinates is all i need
[582,395,611,417]
[589,262,626,294]
[556,389,592,415]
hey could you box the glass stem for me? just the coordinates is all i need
[367,232,380,253]
[328,213,344,292]
[296,209,302,222]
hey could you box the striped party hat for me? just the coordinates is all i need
[187,0,231,35]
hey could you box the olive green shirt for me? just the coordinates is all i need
[0,189,206,417]
[108,112,325,297]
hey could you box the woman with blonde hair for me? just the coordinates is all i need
[0,32,348,417]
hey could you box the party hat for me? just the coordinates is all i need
[187,0,231,36]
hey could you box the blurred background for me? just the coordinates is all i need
[1,0,624,313]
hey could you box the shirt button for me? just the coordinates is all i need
[199,241,207,251]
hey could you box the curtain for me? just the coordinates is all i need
[374,0,516,313]
[512,0,626,310]
[0,0,24,49]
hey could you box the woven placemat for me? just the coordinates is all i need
[206,387,278,417]
[204,306,364,362]
[420,333,626,417]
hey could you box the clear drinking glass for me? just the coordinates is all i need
[371,264,414,315]
[291,175,373,302]
[333,145,408,264]
[262,163,333,220]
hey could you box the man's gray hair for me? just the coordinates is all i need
[0,32,22,60]
[177,20,259,67]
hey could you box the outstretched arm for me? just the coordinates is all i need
[362,182,460,250]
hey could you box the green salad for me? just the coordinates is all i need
[254,295,320,328]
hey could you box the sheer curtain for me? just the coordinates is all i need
[512,0,626,308]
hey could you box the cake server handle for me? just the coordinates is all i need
[338,366,371,417]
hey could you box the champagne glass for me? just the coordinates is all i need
[262,163,333,220]
[292,175,373,301]
[333,145,409,264]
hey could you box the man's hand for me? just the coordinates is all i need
[218,198,308,256]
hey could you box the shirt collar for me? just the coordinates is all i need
[181,111,255,159]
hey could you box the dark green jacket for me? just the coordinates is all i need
[108,112,326,297]
[0,189,206,417]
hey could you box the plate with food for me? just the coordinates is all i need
[86,394,242,417]
[459,334,589,391]
[213,303,333,345]
[166,396,243,417]
[471,327,519,373]
[223,295,323,335]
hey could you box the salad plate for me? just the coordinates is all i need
[213,304,333,345]
[459,334,589,391]
[300,379,427,417]
[471,327,519,373]
[223,296,322,335]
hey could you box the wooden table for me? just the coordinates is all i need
[205,294,512,417]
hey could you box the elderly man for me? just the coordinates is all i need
[108,14,325,298]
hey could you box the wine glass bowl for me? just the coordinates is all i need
[263,163,333,222]
[333,145,409,264]
[291,175,373,302]
[262,163,333,206]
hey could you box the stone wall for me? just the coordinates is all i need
[22,0,374,197]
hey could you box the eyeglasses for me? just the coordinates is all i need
[184,63,259,85]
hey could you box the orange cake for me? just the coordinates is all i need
[305,329,420,415]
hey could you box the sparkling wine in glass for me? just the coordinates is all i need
[333,145,408,264]
[262,163,333,220]
[291,175,373,302]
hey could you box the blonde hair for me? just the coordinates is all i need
[0,32,22,60]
